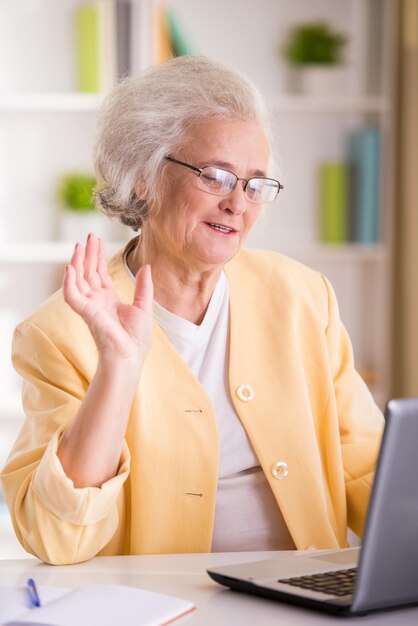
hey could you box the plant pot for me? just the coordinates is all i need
[293,65,347,96]
[57,210,117,242]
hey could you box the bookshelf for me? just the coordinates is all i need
[0,94,390,115]
[0,0,396,556]
[0,93,105,112]
[0,240,387,266]
[270,95,390,115]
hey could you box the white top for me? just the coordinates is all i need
[125,257,294,551]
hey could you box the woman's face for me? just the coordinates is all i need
[144,117,271,272]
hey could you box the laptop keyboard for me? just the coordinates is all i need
[278,567,357,596]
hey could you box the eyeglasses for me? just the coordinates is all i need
[164,156,283,204]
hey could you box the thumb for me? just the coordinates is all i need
[132,264,154,313]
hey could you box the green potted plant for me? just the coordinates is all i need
[283,21,348,95]
[57,173,113,241]
[58,173,97,213]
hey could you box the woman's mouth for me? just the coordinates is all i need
[206,222,237,235]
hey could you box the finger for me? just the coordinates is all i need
[63,264,87,315]
[97,237,112,288]
[84,233,102,289]
[70,242,91,296]
[133,265,153,313]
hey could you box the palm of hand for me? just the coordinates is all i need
[63,235,153,362]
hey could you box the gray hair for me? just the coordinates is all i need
[93,55,271,230]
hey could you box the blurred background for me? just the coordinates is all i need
[0,0,417,558]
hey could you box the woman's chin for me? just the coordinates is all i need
[194,247,240,269]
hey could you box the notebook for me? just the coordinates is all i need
[0,583,194,626]
[207,398,418,616]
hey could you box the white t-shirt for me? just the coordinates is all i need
[125,258,294,551]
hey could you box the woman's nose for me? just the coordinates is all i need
[218,182,247,215]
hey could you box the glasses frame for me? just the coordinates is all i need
[164,156,283,203]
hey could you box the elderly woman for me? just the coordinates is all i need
[1,56,383,565]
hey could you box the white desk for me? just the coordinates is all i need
[1,552,417,625]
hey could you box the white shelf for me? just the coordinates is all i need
[0,505,30,559]
[0,241,387,265]
[0,93,390,115]
[271,95,391,114]
[280,243,388,264]
[0,92,105,112]
[0,407,24,422]
[0,395,24,421]
[0,241,127,264]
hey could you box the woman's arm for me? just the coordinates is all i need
[1,318,131,564]
[57,234,153,487]
[1,235,152,563]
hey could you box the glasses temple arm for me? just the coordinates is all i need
[164,156,202,175]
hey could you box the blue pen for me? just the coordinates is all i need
[27,578,41,608]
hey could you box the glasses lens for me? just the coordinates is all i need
[198,167,236,195]
[246,178,279,203]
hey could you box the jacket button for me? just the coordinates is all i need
[271,461,289,480]
[236,384,254,402]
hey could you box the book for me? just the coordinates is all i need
[98,0,118,92]
[166,8,193,57]
[153,3,194,63]
[75,1,132,92]
[318,161,348,243]
[75,4,100,92]
[154,3,173,63]
[0,584,194,626]
[116,0,132,79]
[347,128,381,243]
[347,137,359,242]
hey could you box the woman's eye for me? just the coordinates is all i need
[202,174,219,185]
[201,169,223,186]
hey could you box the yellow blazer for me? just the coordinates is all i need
[1,241,384,564]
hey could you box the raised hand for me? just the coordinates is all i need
[63,233,153,366]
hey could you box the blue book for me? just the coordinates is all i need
[347,129,381,243]
[166,8,193,56]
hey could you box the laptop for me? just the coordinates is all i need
[207,398,418,616]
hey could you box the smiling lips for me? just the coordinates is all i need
[206,222,237,235]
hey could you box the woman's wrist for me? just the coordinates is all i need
[96,353,143,387]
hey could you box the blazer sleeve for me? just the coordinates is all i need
[0,321,130,565]
[322,275,385,538]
